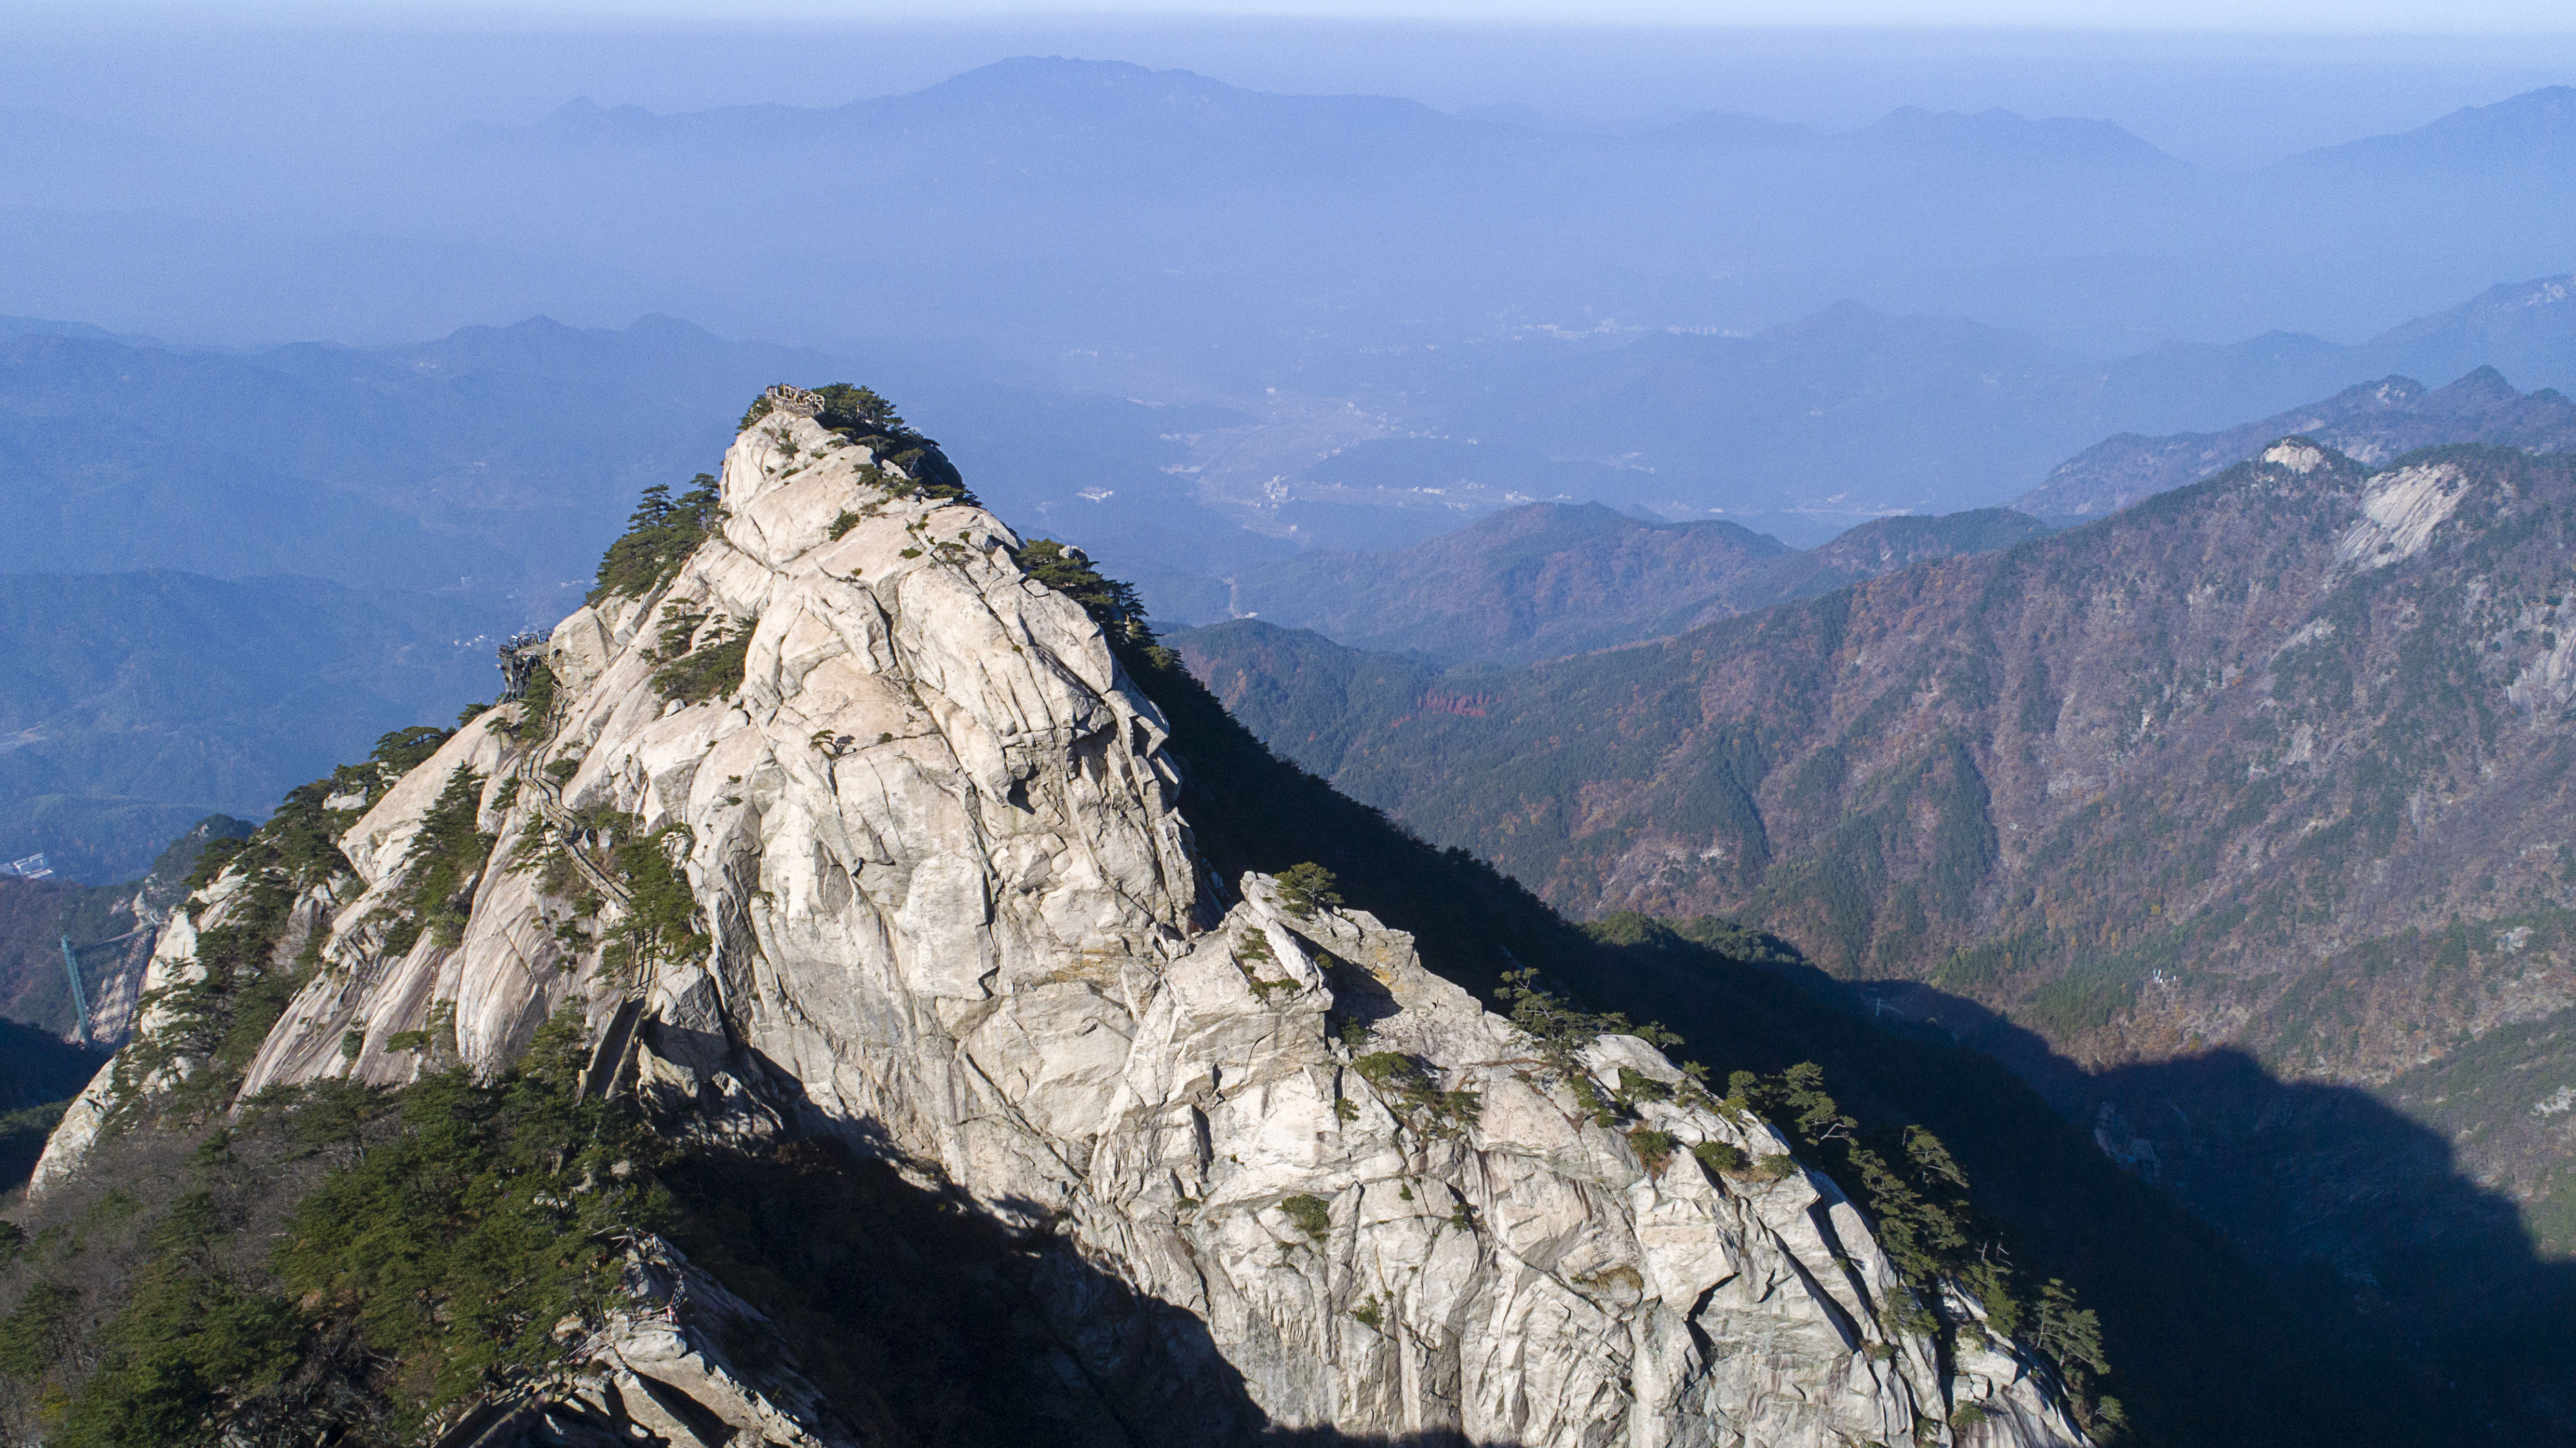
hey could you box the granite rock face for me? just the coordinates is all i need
[42,403,2087,1447]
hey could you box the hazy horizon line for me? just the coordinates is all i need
[15,6,2576,38]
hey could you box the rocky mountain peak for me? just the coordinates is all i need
[29,396,2091,1446]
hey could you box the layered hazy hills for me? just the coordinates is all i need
[0,571,494,879]
[1326,273,2576,533]
[13,58,2576,377]
[2021,365,2576,521]
[0,315,846,595]
[1179,441,2576,1262]
[1267,273,2576,584]
[8,270,2575,593]
[486,60,2183,176]
[1221,503,1786,662]
[1199,499,2048,664]
[2283,83,2576,168]
[469,57,1483,185]
[1103,269,2576,562]
[0,313,1268,601]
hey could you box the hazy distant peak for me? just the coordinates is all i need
[1646,110,1818,149]
[2478,275,2576,316]
[396,314,586,356]
[1843,105,2181,166]
[913,55,1194,97]
[1806,507,2050,569]
[2397,84,2576,151]
[2344,374,2427,406]
[1751,298,1896,340]
[860,56,1448,131]
[2512,276,2575,308]
[426,312,719,345]
[864,55,1211,123]
[2364,274,2576,352]
[1452,499,1787,547]
[2428,365,2520,409]
[2019,352,2576,522]
[2282,86,2576,171]
[1465,499,1636,534]
[448,52,1468,183]
[451,95,695,149]
[624,312,725,341]
[538,96,658,130]
[0,316,131,345]
[359,313,816,384]
[870,56,1250,126]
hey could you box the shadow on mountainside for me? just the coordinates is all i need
[0,1018,110,1196]
[1128,646,2359,1447]
[1855,977,2576,1442]
[1,1061,1518,1448]
[657,1128,1527,1447]
[647,1051,1517,1448]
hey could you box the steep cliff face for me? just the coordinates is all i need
[33,395,2085,1446]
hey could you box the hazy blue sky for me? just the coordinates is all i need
[28,1,2576,28]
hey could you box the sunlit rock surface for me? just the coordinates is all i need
[46,405,2086,1447]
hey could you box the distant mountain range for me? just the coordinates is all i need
[1189,500,2048,663]
[4,246,2573,586]
[1155,347,2576,662]
[0,313,1277,604]
[0,315,843,597]
[2021,365,2576,522]
[0,571,497,879]
[7,58,2576,386]
[2276,84,2576,177]
[1282,274,2576,541]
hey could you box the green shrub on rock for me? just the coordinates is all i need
[1628,1128,1679,1174]
[1273,862,1342,917]
[592,476,725,602]
[1692,1140,1751,1175]
[1279,1194,1331,1241]
[378,768,495,956]
[649,614,754,706]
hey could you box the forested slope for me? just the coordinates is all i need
[1180,440,2576,1424]
[1204,500,2047,663]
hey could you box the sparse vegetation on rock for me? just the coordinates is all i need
[592,475,725,601]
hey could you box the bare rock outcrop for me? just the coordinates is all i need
[42,403,2088,1447]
